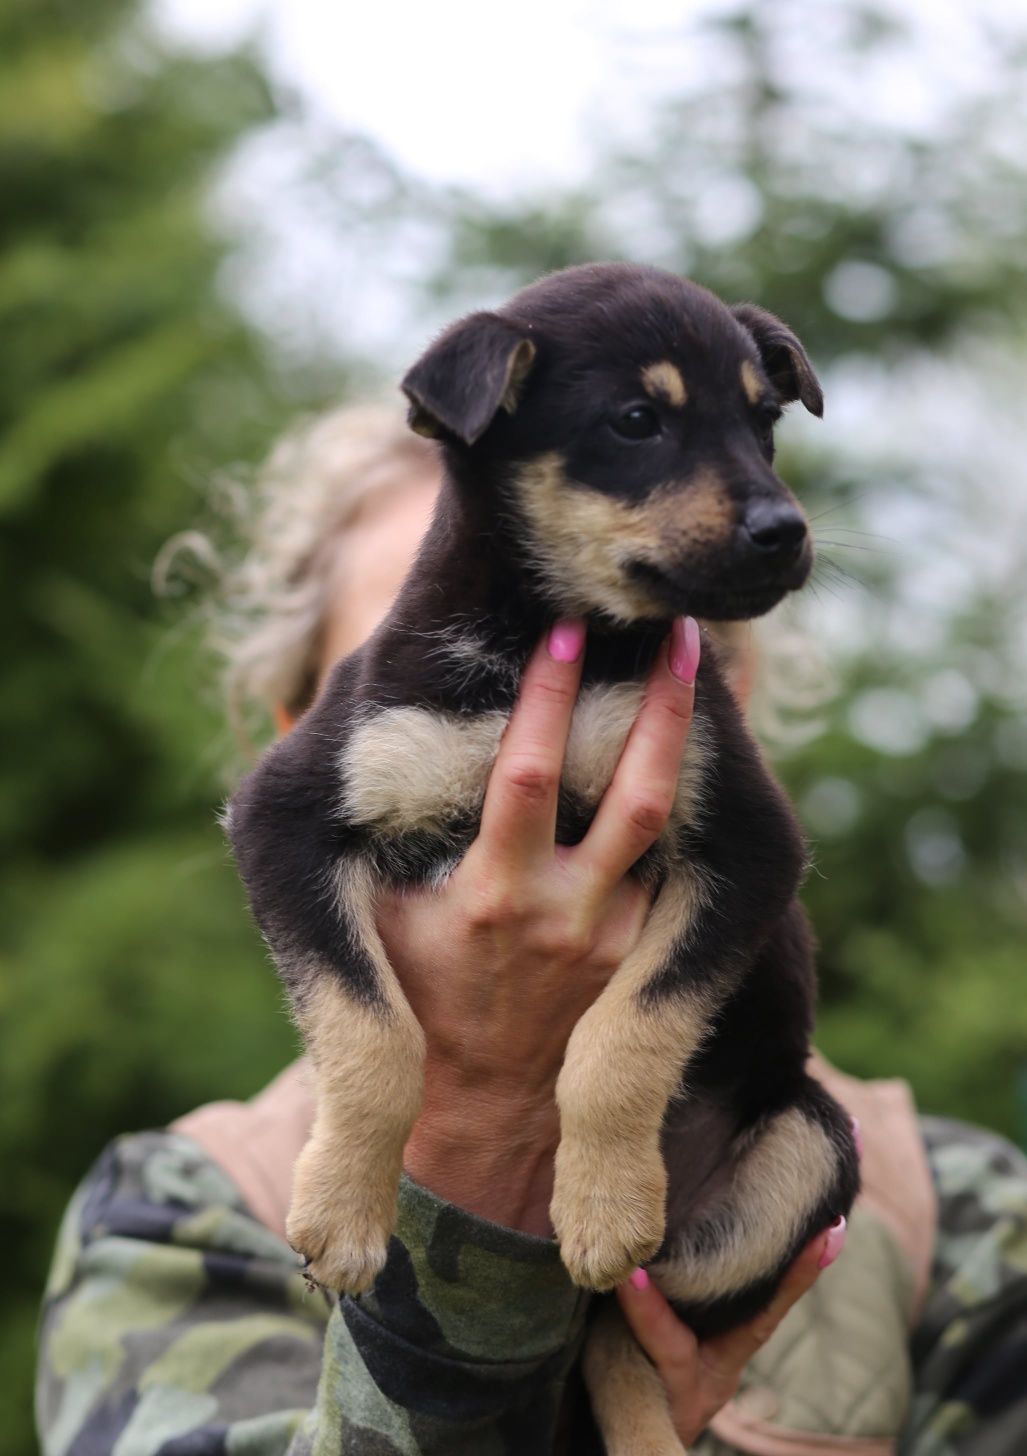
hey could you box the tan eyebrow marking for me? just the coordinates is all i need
[641,361,688,409]
[740,359,764,406]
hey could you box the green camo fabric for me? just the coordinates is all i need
[36,1117,1027,1455]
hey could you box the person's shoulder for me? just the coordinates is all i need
[43,1125,300,1311]
[922,1113,1027,1185]
[899,1116,1027,1454]
[169,1058,315,1240]
[919,1113,1027,1294]
[37,1128,328,1456]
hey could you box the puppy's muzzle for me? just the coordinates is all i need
[628,494,813,621]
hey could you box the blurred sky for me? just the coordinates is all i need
[154,0,1008,195]
[156,0,639,192]
[149,0,1020,373]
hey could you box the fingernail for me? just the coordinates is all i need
[818,1215,847,1270]
[850,1116,864,1161]
[547,619,585,663]
[669,616,701,684]
[628,1267,650,1292]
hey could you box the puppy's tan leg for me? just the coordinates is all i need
[583,1301,685,1456]
[287,862,425,1294]
[552,875,714,1290]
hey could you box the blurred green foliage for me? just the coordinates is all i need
[0,0,321,1439]
[3,1,1027,1451]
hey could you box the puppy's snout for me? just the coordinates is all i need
[741,501,808,561]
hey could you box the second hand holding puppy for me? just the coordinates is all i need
[382,615,700,1237]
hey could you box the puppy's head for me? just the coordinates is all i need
[402,263,822,623]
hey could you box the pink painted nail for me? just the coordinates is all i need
[669,616,701,684]
[850,1116,864,1161]
[818,1215,847,1270]
[547,619,585,663]
[628,1267,650,1292]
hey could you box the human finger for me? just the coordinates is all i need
[580,616,700,890]
[615,1267,700,1386]
[703,1217,847,1374]
[477,620,585,866]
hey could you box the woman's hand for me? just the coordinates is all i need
[377,615,701,1234]
[616,1219,849,1447]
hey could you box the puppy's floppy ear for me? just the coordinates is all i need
[401,311,537,445]
[732,303,824,417]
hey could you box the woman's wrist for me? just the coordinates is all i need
[403,1062,560,1235]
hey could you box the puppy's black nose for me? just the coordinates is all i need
[741,501,808,558]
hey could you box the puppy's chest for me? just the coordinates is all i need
[338,682,712,857]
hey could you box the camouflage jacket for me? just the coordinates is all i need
[37,1086,1027,1455]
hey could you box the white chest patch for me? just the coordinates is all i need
[339,684,713,841]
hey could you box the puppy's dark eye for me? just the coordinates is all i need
[610,404,661,441]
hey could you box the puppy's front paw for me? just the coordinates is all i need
[552,1141,666,1290]
[288,1210,389,1295]
[286,1136,393,1295]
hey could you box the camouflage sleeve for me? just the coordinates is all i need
[36,1130,589,1456]
[901,1117,1027,1456]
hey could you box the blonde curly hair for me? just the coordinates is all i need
[156,401,437,745]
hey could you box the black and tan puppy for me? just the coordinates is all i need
[228,263,859,1443]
